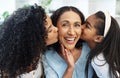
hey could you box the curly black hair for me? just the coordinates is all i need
[0,4,47,78]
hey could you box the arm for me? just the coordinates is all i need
[61,44,75,78]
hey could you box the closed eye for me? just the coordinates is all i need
[47,25,52,32]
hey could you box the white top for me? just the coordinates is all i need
[91,53,110,78]
[17,60,43,78]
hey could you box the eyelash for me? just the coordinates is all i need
[75,24,81,27]
[62,23,69,27]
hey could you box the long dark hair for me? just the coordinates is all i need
[85,11,120,78]
[50,6,85,53]
[0,4,47,78]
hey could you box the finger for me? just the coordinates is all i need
[64,49,70,56]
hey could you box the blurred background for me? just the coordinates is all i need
[0,0,120,25]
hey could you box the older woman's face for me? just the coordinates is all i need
[45,15,58,45]
[57,11,82,50]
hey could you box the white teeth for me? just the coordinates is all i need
[65,38,75,41]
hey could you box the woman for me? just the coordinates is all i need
[81,11,120,78]
[42,6,93,78]
[0,4,58,78]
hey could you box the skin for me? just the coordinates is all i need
[45,15,58,45]
[57,11,82,50]
[81,14,103,49]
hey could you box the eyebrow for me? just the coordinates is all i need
[61,20,69,23]
[61,20,81,24]
[86,20,92,27]
[75,22,81,24]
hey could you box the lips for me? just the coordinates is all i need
[65,37,75,44]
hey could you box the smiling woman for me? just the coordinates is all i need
[42,6,93,78]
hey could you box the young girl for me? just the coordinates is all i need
[81,11,120,78]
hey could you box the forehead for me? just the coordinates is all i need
[45,15,51,23]
[45,15,51,28]
[59,11,81,22]
[87,15,96,21]
[86,15,98,26]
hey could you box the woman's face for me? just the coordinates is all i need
[45,15,58,45]
[81,15,98,43]
[57,11,82,50]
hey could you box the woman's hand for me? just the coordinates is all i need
[61,44,75,78]
[61,44,75,68]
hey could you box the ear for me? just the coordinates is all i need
[94,35,104,43]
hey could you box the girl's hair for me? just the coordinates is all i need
[85,11,120,78]
[50,6,85,53]
[0,4,47,77]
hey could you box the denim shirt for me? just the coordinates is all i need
[42,43,93,78]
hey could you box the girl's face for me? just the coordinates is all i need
[57,11,82,50]
[81,15,98,43]
[45,15,58,45]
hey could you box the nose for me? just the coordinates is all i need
[54,26,58,32]
[68,27,75,35]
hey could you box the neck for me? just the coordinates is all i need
[87,41,96,49]
[71,47,82,62]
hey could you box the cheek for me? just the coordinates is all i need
[83,29,88,35]
[58,29,67,43]
[58,28,67,36]
[47,33,54,40]
[58,30,63,41]
[46,34,50,41]
[76,29,82,36]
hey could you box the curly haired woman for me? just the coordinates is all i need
[0,4,58,78]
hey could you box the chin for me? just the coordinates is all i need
[66,46,75,50]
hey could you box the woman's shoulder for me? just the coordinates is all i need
[91,53,110,78]
[91,53,106,65]
[44,47,56,56]
[43,47,62,62]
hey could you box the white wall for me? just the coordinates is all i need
[48,0,88,17]
[88,0,116,17]
[0,0,16,15]
[0,0,119,25]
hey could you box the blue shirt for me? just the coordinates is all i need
[42,43,93,78]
